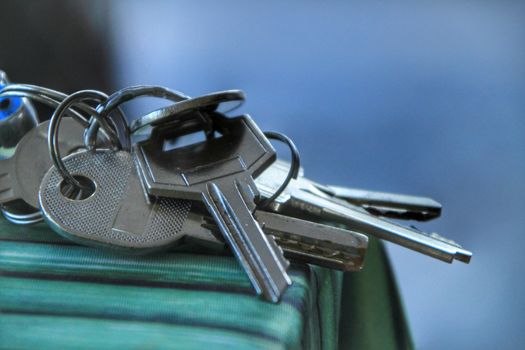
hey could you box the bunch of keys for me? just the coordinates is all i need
[0,75,472,303]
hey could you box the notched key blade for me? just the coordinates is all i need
[133,114,292,302]
[419,230,472,264]
[205,182,291,302]
[257,172,472,264]
[255,211,369,271]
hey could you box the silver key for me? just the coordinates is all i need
[134,115,292,302]
[0,118,86,223]
[252,211,368,271]
[264,159,442,221]
[318,185,442,221]
[39,149,367,272]
[199,210,368,271]
[256,160,472,263]
[40,150,194,252]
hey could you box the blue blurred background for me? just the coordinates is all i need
[2,1,524,348]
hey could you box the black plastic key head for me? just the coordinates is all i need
[134,114,292,302]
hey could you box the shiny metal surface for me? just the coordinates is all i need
[129,90,244,132]
[256,160,472,263]
[134,114,291,302]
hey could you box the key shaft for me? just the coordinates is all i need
[320,185,442,221]
[205,182,291,302]
[134,114,293,302]
[286,188,471,263]
[254,211,368,271]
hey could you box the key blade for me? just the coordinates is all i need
[264,181,471,264]
[301,190,471,263]
[204,182,291,302]
[322,185,442,221]
[256,159,442,221]
[255,211,368,271]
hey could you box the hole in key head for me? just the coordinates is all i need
[59,175,96,201]
[162,130,212,152]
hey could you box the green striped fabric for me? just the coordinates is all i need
[0,218,412,349]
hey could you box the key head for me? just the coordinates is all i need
[135,114,291,302]
[39,150,192,253]
[0,118,85,210]
[134,114,276,201]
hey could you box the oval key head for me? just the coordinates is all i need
[0,118,86,210]
[39,150,192,254]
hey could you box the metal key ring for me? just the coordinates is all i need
[84,85,190,149]
[48,90,121,190]
[1,209,43,225]
[129,90,245,133]
[0,84,129,146]
[0,84,94,125]
[257,131,301,209]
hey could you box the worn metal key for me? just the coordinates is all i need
[256,160,472,263]
[39,149,367,273]
[318,185,442,221]
[40,150,194,253]
[0,118,86,223]
[134,114,292,302]
[251,211,368,271]
[263,160,442,221]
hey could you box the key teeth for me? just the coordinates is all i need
[267,234,291,270]
[428,232,473,263]
[205,182,291,303]
[455,249,473,264]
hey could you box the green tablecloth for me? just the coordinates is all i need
[0,218,412,349]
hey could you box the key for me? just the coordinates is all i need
[317,185,442,221]
[0,118,86,222]
[39,149,368,272]
[39,149,194,253]
[198,210,368,271]
[262,159,442,221]
[255,161,472,264]
[133,114,292,302]
[251,211,368,271]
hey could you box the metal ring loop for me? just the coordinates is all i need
[0,84,95,125]
[1,209,43,225]
[48,90,119,190]
[0,84,128,146]
[84,85,189,149]
[257,131,301,209]
[129,90,245,133]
